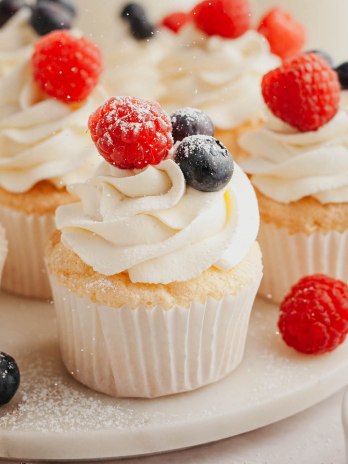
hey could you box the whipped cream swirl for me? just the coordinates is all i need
[240,111,348,204]
[56,159,259,283]
[159,26,280,130]
[0,60,106,193]
[0,8,36,78]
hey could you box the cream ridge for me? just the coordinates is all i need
[56,159,259,284]
[0,60,106,193]
[240,110,348,204]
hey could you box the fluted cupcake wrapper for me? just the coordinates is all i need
[49,273,262,399]
[0,224,7,283]
[258,222,348,303]
[0,205,55,299]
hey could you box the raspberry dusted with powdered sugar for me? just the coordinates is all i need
[32,30,102,104]
[88,97,173,169]
[278,275,348,355]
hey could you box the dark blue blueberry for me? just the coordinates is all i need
[174,135,234,192]
[0,0,25,28]
[335,62,348,89]
[30,1,73,36]
[0,352,20,406]
[307,50,334,67]
[37,0,77,18]
[171,107,215,143]
[120,3,155,41]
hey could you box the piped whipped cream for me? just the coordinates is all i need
[240,110,348,204]
[0,8,36,78]
[56,159,259,284]
[159,26,280,130]
[0,60,106,193]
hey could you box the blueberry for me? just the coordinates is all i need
[174,135,234,192]
[0,352,20,406]
[120,2,155,40]
[335,62,348,89]
[0,0,25,28]
[307,50,334,67]
[171,107,215,143]
[30,2,73,36]
[37,0,77,18]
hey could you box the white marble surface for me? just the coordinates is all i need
[114,390,346,464]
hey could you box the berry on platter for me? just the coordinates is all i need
[37,0,77,18]
[257,7,305,60]
[171,107,214,143]
[0,352,20,406]
[0,0,25,28]
[161,11,190,34]
[335,62,348,89]
[278,275,348,355]
[174,135,234,192]
[30,2,73,36]
[88,96,173,170]
[192,0,251,39]
[262,53,340,132]
[120,2,156,40]
[32,30,102,104]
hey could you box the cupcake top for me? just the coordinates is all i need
[240,53,348,205]
[157,0,308,130]
[56,97,259,284]
[0,30,105,194]
[0,0,77,78]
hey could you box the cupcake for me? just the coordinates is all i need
[0,222,7,282]
[0,30,104,299]
[0,0,76,78]
[101,3,174,100]
[239,53,348,303]
[46,96,262,398]
[158,0,283,158]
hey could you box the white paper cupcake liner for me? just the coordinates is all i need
[258,222,348,303]
[49,273,262,398]
[0,205,55,299]
[0,223,7,283]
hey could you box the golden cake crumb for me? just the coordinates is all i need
[256,188,348,235]
[46,232,263,309]
[0,182,77,215]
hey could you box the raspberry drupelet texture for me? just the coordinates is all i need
[32,30,102,104]
[88,96,173,169]
[262,53,340,132]
[162,11,191,34]
[278,275,348,355]
[192,0,251,39]
[257,7,305,60]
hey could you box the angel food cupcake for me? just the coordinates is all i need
[46,96,262,398]
[158,0,284,157]
[0,0,76,78]
[0,30,104,298]
[240,53,348,302]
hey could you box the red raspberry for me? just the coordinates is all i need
[257,7,305,60]
[32,31,102,104]
[88,97,173,170]
[192,0,251,39]
[262,53,340,132]
[162,11,191,34]
[278,275,348,355]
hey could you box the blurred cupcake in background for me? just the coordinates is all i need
[0,29,105,299]
[158,0,305,159]
[240,53,348,302]
[0,0,77,78]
